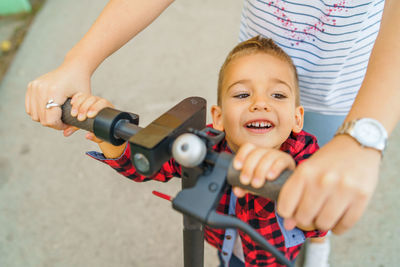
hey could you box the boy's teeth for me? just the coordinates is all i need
[247,122,272,128]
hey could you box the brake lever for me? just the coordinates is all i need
[172,150,294,267]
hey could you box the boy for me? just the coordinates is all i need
[69,36,326,266]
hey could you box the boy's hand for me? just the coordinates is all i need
[232,143,296,198]
[66,93,126,159]
[63,92,113,136]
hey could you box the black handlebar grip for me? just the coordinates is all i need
[61,98,94,132]
[227,163,292,202]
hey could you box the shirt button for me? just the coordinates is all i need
[222,251,228,256]
[226,235,232,240]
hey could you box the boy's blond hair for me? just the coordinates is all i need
[217,36,300,106]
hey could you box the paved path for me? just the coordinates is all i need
[0,1,399,266]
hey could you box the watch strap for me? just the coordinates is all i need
[335,120,355,136]
[335,118,387,155]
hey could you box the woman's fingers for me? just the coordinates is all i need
[331,194,370,235]
[276,166,307,221]
[27,80,67,129]
[277,135,381,233]
[292,172,338,227]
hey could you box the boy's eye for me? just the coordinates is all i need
[234,93,250,99]
[272,93,287,99]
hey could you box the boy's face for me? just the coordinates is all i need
[211,52,304,152]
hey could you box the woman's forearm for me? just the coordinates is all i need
[64,0,174,75]
[345,0,400,134]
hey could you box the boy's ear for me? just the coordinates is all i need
[211,105,224,131]
[292,105,304,133]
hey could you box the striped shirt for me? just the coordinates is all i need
[239,0,385,115]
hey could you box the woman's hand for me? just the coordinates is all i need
[25,61,91,133]
[232,143,296,198]
[277,134,381,234]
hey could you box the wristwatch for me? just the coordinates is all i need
[335,118,388,155]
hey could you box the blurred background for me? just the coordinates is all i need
[0,0,399,266]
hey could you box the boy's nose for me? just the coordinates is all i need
[250,98,270,112]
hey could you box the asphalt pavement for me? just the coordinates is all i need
[0,1,399,266]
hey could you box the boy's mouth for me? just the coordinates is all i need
[244,120,274,133]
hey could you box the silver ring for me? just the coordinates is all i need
[46,99,61,109]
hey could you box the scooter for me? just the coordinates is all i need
[61,96,294,267]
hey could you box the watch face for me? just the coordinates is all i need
[353,119,384,147]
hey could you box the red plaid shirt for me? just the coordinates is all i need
[88,129,326,267]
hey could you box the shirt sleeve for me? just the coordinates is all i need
[281,130,319,165]
[86,143,181,182]
[275,211,327,248]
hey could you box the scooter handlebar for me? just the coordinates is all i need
[227,163,291,202]
[61,98,95,132]
[172,133,290,201]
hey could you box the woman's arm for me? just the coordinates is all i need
[65,0,175,76]
[345,0,400,132]
[26,0,174,130]
[277,0,400,234]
